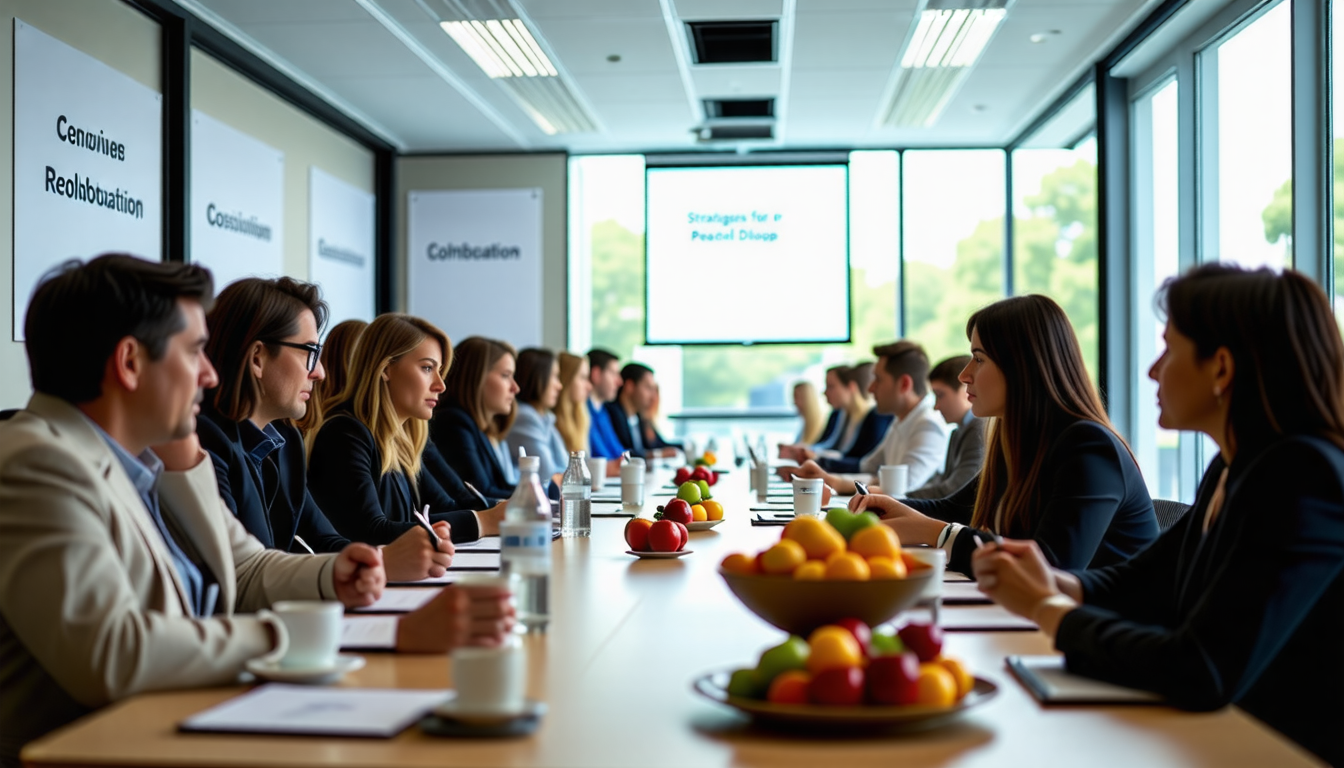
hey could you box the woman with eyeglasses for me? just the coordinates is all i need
[307,313,501,545]
[972,265,1344,766]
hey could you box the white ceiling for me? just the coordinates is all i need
[179,0,1160,153]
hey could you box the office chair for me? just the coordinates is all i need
[1153,498,1192,532]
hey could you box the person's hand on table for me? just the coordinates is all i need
[778,459,823,482]
[396,581,516,653]
[971,538,1079,637]
[474,500,508,536]
[849,494,945,545]
[151,434,207,472]
[382,522,453,582]
[332,543,385,608]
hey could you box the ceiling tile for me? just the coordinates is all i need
[789,10,912,70]
[196,0,372,24]
[240,20,430,78]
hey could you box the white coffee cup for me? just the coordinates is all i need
[620,460,645,508]
[792,477,824,518]
[903,547,946,601]
[585,456,607,492]
[270,600,342,669]
[753,461,770,502]
[879,464,910,497]
[451,633,526,716]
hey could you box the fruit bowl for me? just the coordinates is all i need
[719,568,933,634]
[687,519,725,531]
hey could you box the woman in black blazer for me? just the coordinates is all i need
[430,336,520,501]
[853,295,1158,575]
[974,265,1344,766]
[307,314,500,545]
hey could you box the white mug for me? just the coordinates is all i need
[585,456,607,492]
[753,461,771,501]
[451,634,526,716]
[792,477,824,518]
[879,464,910,497]
[620,461,645,508]
[269,600,342,669]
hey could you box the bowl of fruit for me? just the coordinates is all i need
[658,485,726,531]
[694,619,995,728]
[718,510,933,634]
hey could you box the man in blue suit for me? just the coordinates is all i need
[586,348,625,459]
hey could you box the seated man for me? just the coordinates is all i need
[782,340,947,495]
[605,362,680,459]
[197,276,461,581]
[0,255,512,764]
[906,355,985,499]
[585,347,625,460]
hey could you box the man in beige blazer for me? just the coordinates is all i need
[0,255,511,765]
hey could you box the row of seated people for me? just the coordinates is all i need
[0,254,1341,767]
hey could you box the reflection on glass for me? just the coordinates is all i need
[1011,139,1099,377]
[903,150,1007,365]
[1209,1,1292,269]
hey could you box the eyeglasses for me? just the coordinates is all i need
[263,340,323,373]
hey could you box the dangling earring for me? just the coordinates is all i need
[1213,385,1224,407]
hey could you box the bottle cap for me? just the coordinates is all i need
[519,456,541,473]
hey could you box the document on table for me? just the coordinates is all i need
[455,536,500,551]
[340,615,398,650]
[447,551,502,570]
[908,603,1038,632]
[1006,656,1163,704]
[388,572,464,587]
[349,587,439,614]
[180,684,448,737]
[941,580,993,604]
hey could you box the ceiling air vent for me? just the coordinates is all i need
[687,21,777,64]
[704,98,775,119]
[699,124,774,141]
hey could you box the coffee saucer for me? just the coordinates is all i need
[432,695,547,725]
[244,654,365,685]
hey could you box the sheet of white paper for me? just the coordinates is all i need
[455,536,501,551]
[341,615,398,649]
[394,572,466,586]
[942,581,993,604]
[447,551,501,570]
[349,588,439,614]
[933,604,1038,632]
[181,684,448,737]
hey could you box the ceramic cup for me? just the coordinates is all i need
[451,633,526,716]
[753,461,771,502]
[620,459,645,508]
[585,456,607,493]
[792,477,824,518]
[879,464,910,497]
[269,600,342,669]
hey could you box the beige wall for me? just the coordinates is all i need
[0,0,160,408]
[396,154,567,350]
[190,48,375,281]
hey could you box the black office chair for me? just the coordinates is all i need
[0,408,19,422]
[1153,498,1192,532]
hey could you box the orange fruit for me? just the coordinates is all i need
[793,560,827,580]
[720,552,758,575]
[866,555,908,579]
[766,669,811,704]
[850,525,901,560]
[806,626,864,674]
[782,517,846,561]
[915,663,958,707]
[760,539,808,575]
[702,451,718,465]
[901,551,928,573]
[824,552,871,580]
[937,657,974,700]
[701,500,724,520]
[691,504,708,522]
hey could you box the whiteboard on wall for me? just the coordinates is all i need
[309,168,376,328]
[12,19,162,340]
[189,110,284,292]
[407,189,542,348]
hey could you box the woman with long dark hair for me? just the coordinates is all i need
[852,295,1158,575]
[972,265,1344,766]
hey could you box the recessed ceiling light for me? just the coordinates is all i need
[883,1,1009,127]
[441,19,558,78]
[1030,29,1062,44]
[607,54,621,62]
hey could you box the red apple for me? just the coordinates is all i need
[707,470,719,486]
[865,652,920,705]
[807,667,865,706]
[898,622,944,662]
[690,466,711,483]
[647,520,682,552]
[624,518,651,551]
[673,521,688,550]
[833,618,872,657]
[674,467,693,485]
[657,499,693,525]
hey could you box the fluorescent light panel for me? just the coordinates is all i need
[440,18,557,78]
[900,8,1005,69]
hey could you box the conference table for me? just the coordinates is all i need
[22,469,1319,768]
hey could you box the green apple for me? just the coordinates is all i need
[825,507,879,540]
[869,630,906,657]
[727,667,766,699]
[755,636,810,685]
[676,481,702,504]
[696,479,712,500]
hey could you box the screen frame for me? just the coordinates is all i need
[641,161,852,347]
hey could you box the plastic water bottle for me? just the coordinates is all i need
[500,456,551,631]
[560,451,592,537]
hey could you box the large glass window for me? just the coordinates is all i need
[902,150,1006,364]
[1334,0,1344,315]
[1199,1,1293,269]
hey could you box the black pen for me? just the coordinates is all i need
[854,481,869,496]
[413,504,441,551]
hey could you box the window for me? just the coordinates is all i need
[1198,1,1293,269]
[902,150,1006,365]
[1334,1,1344,315]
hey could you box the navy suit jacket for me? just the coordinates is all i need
[818,409,894,474]
[604,400,679,458]
[422,440,503,509]
[428,403,516,500]
[196,406,347,554]
[307,407,480,545]
[1057,436,1344,766]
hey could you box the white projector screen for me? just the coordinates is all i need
[644,164,850,345]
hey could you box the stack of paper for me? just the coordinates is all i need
[180,684,448,737]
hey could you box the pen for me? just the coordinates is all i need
[853,481,869,496]
[413,504,440,551]
[463,481,491,508]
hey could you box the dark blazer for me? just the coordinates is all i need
[904,420,1158,575]
[307,408,480,545]
[422,440,503,509]
[604,400,680,459]
[811,409,845,451]
[1056,437,1344,767]
[196,406,347,554]
[428,402,515,500]
[818,409,895,474]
